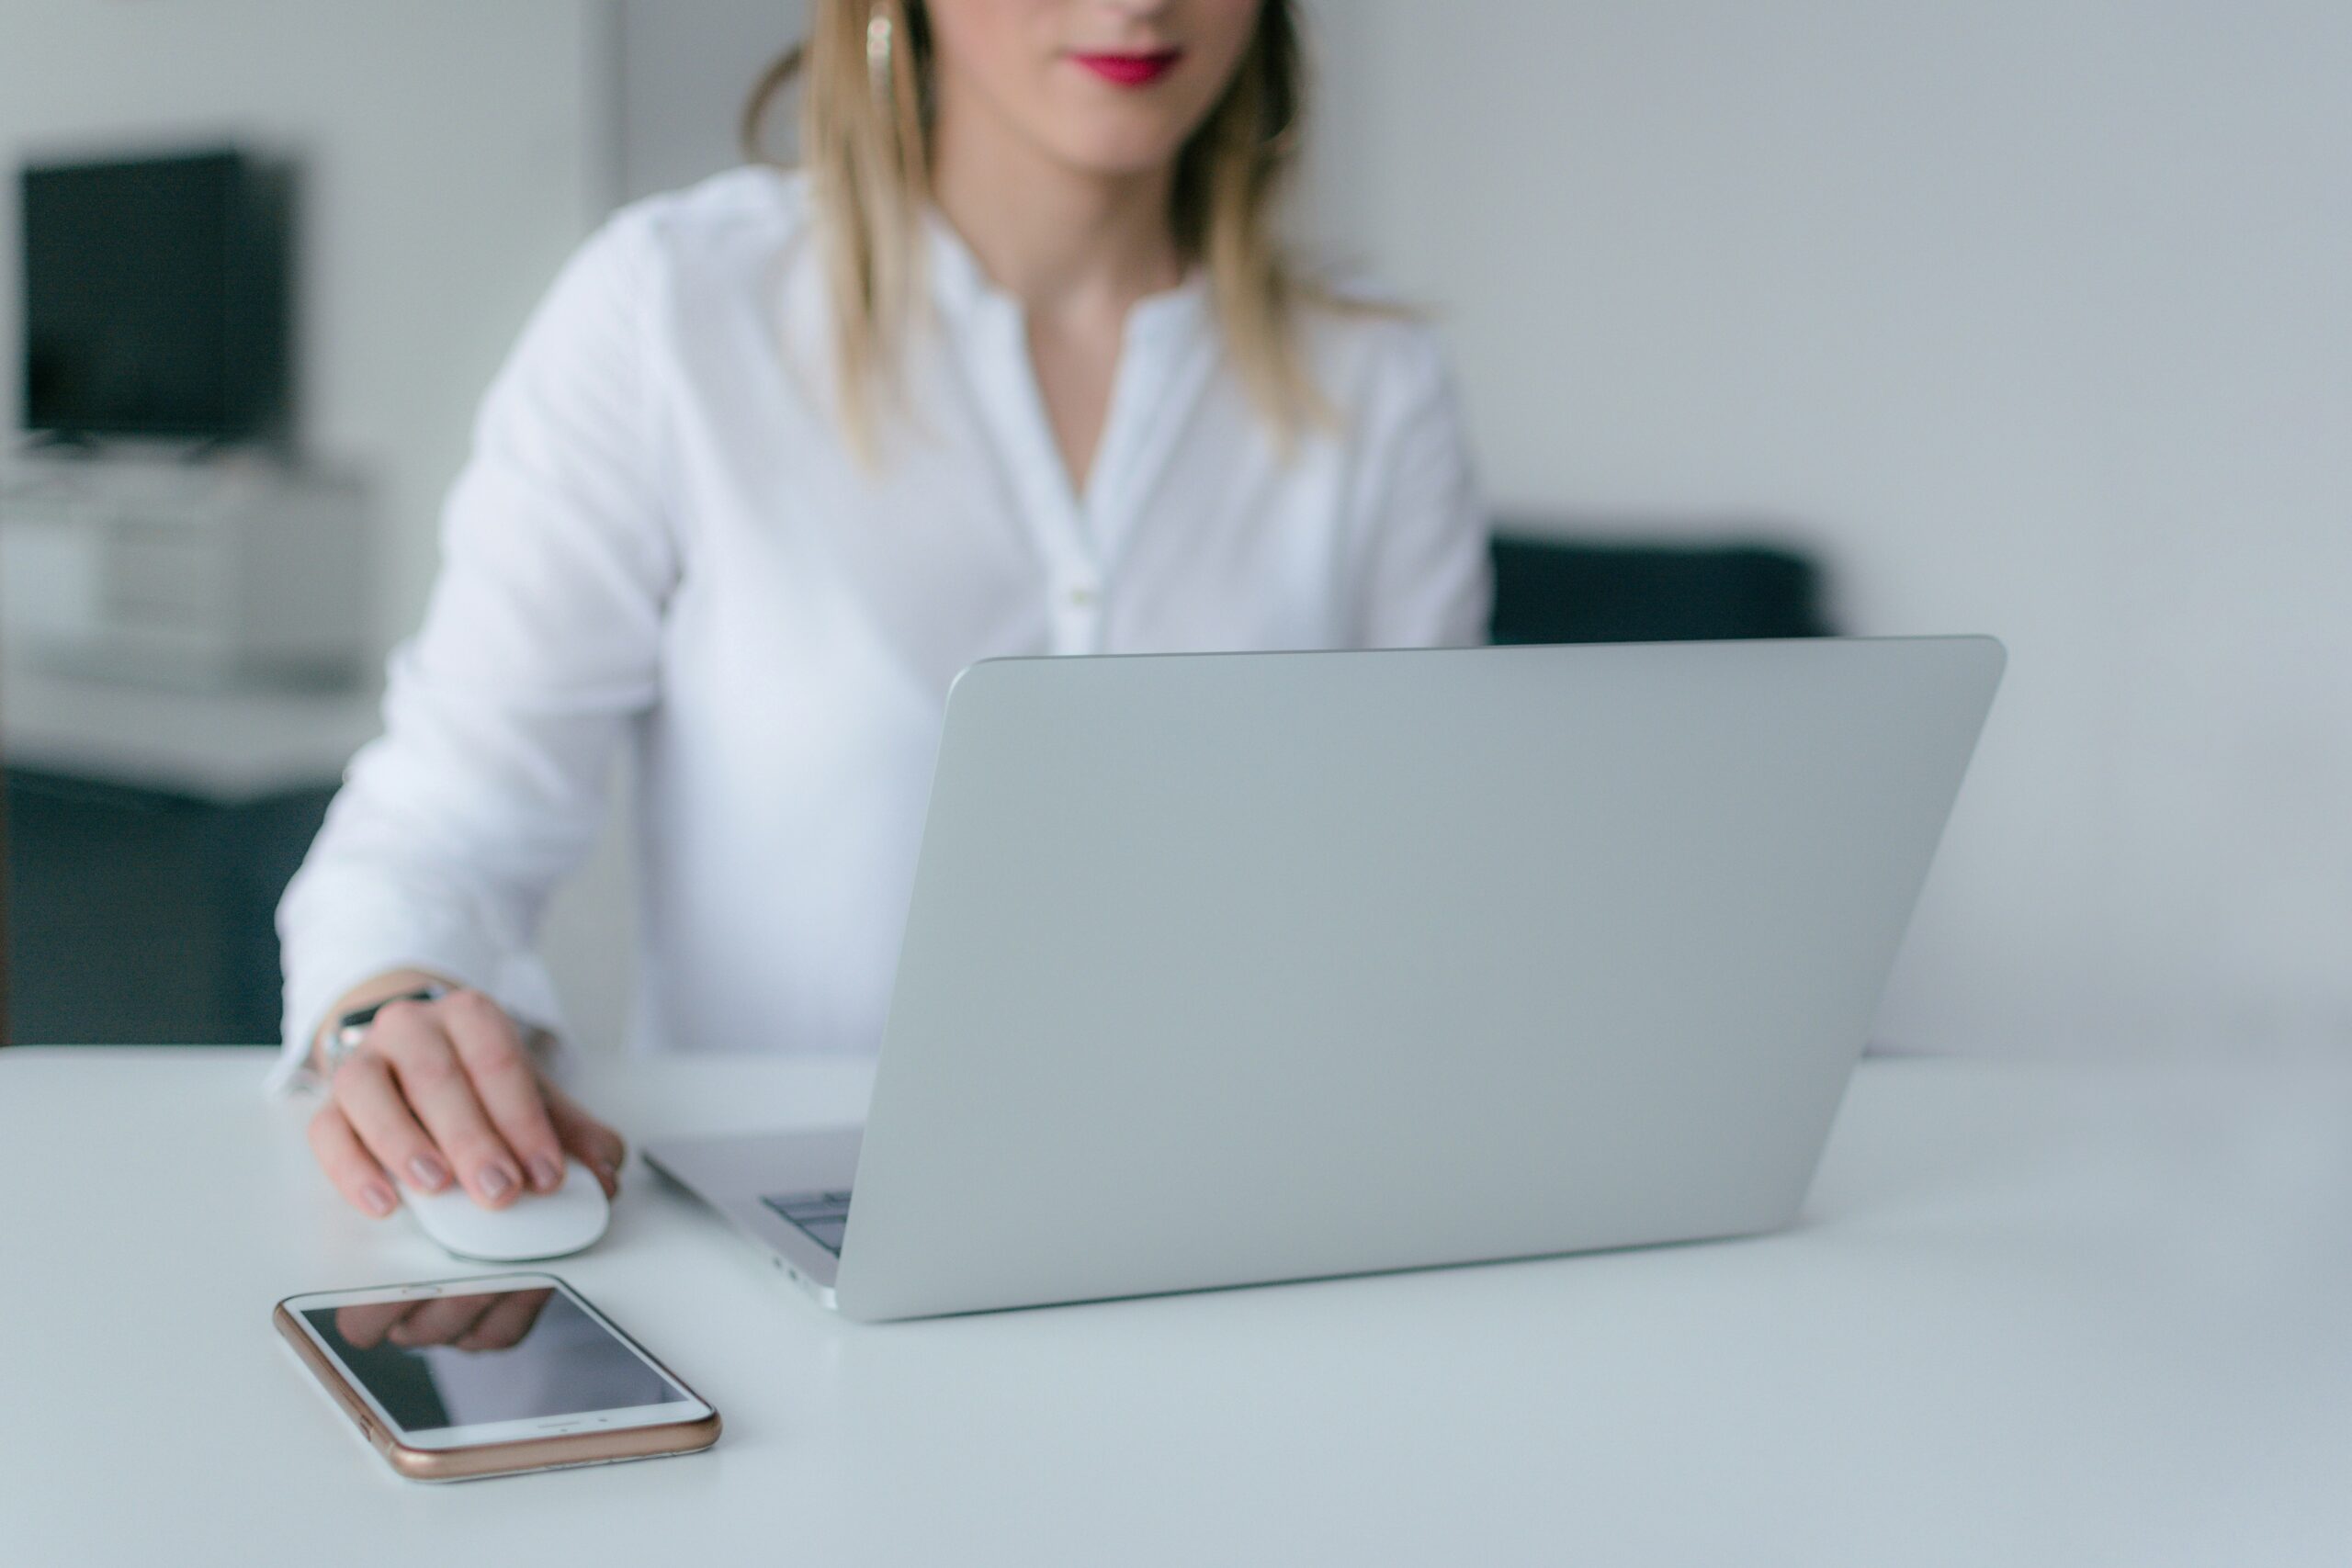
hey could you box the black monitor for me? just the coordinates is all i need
[19,148,292,444]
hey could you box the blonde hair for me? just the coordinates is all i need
[743,0,1330,459]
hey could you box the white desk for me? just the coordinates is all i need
[3,1049,2347,1566]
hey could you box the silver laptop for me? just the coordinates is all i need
[646,637,2005,1321]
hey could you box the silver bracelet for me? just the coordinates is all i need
[319,983,448,1076]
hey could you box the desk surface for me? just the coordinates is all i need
[3,1049,2347,1566]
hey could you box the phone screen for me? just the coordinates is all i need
[300,1285,686,1435]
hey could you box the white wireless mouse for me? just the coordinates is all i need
[403,1156,611,1261]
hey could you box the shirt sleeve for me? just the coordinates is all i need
[269,210,678,1092]
[1349,325,1494,649]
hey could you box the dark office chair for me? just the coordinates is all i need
[1487,528,1834,646]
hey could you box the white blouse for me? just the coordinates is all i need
[271,167,1489,1088]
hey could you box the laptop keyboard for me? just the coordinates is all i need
[761,1190,854,1255]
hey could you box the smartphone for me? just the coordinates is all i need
[274,1272,719,1482]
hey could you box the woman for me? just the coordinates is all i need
[277,0,1490,1218]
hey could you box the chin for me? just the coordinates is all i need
[1045,121,1197,179]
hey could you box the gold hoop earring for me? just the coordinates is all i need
[866,7,894,97]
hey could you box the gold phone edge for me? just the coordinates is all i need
[269,1298,722,1482]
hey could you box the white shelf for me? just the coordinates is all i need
[0,662,380,802]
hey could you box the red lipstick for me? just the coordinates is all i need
[1069,49,1182,88]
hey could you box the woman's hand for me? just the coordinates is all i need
[304,982,625,1217]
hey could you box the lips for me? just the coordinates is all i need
[1069,49,1182,88]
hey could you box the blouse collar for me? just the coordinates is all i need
[923,207,1209,347]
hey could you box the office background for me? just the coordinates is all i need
[1,0,2345,1062]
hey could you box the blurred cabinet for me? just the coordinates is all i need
[0,456,368,690]
[0,667,379,1045]
[5,769,334,1044]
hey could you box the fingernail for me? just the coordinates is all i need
[361,1184,397,1217]
[479,1164,514,1200]
[528,1155,563,1192]
[409,1154,450,1190]
[596,1159,619,1190]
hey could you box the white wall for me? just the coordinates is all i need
[612,0,805,206]
[1307,0,2352,1058]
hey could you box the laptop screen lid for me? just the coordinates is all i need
[833,637,2004,1320]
